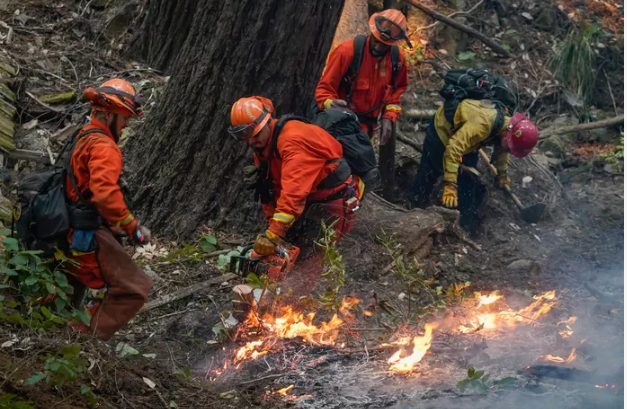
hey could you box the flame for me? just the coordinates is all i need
[273,385,294,396]
[477,291,503,307]
[557,316,577,326]
[458,291,557,334]
[387,323,438,374]
[234,340,268,364]
[542,347,576,363]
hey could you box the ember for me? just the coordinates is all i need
[387,323,438,374]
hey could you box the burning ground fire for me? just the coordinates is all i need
[208,289,581,382]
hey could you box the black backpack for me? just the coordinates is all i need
[14,128,104,256]
[439,69,518,139]
[341,34,401,116]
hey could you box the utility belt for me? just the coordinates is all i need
[68,204,103,230]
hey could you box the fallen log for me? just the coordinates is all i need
[401,0,513,58]
[139,273,238,313]
[404,109,436,120]
[539,115,624,139]
[9,149,51,164]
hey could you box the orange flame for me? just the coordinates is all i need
[542,347,576,363]
[459,291,557,334]
[387,323,438,374]
[476,291,503,307]
[273,385,294,395]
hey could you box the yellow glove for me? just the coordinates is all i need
[442,183,458,208]
[496,175,511,190]
[253,230,280,256]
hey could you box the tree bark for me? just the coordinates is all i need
[126,0,200,73]
[125,0,344,238]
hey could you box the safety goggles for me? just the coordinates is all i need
[374,16,412,48]
[228,109,268,141]
[96,86,145,116]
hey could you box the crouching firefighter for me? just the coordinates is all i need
[229,96,365,257]
[407,99,539,235]
[62,79,152,340]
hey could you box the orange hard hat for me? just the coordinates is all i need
[228,96,274,141]
[506,113,539,158]
[369,9,412,48]
[82,79,144,117]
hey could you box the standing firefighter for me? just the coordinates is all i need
[407,99,539,235]
[63,79,152,339]
[315,9,410,198]
[229,97,364,256]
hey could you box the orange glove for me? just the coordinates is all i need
[442,183,458,208]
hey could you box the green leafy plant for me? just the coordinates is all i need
[0,230,89,330]
[198,235,218,254]
[456,50,476,63]
[0,393,34,409]
[457,367,517,392]
[315,220,345,311]
[25,344,88,387]
[598,133,624,173]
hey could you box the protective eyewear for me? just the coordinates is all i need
[228,109,268,141]
[374,16,412,48]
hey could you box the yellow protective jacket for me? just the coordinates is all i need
[434,99,511,184]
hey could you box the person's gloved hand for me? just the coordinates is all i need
[132,225,151,245]
[324,99,348,109]
[441,183,458,208]
[243,165,259,190]
[380,118,393,146]
[253,230,280,256]
[496,175,511,190]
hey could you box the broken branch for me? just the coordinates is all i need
[402,0,513,58]
[539,115,624,139]
[25,91,64,114]
[139,273,238,313]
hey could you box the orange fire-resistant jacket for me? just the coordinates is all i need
[66,118,137,235]
[315,36,408,124]
[253,119,359,233]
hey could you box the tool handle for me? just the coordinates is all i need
[478,148,524,210]
[478,148,498,176]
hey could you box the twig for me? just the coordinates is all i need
[152,309,194,321]
[603,69,618,116]
[408,0,485,36]
[238,372,298,386]
[154,389,170,409]
[539,115,624,139]
[61,55,79,90]
[25,91,64,114]
[402,0,512,57]
[139,273,238,313]
[346,328,388,332]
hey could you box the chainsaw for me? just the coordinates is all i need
[229,242,300,281]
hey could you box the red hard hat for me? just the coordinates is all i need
[506,113,539,158]
[228,96,274,141]
[369,9,412,48]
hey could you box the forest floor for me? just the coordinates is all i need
[0,0,623,408]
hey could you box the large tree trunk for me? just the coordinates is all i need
[126,0,200,73]
[125,0,344,238]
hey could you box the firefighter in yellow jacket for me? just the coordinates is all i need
[408,99,538,234]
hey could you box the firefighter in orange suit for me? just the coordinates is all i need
[228,96,364,255]
[315,9,410,145]
[62,79,152,340]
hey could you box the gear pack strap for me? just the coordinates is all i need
[63,128,108,207]
[342,35,401,112]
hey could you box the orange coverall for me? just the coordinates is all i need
[64,118,151,340]
[315,36,409,136]
[254,119,364,239]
